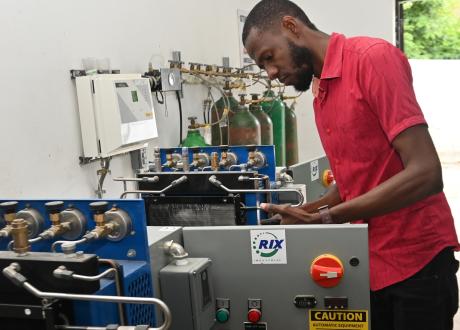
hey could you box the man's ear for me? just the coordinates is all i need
[281,16,300,38]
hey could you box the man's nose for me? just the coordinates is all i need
[266,66,279,81]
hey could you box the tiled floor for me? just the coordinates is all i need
[441,161,460,329]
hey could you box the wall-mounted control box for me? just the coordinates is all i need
[76,74,158,159]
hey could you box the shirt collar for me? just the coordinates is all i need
[320,33,345,79]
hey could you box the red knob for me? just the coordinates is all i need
[247,309,262,323]
[310,254,344,288]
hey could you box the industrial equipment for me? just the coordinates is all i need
[149,224,370,330]
[116,145,306,226]
[289,156,334,202]
[0,199,171,330]
[75,74,158,159]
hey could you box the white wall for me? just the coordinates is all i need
[0,0,394,199]
[410,60,460,161]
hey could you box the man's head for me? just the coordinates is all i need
[242,0,319,91]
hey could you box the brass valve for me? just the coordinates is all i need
[0,201,18,238]
[11,218,30,255]
[163,152,181,169]
[219,149,238,169]
[247,150,266,169]
[219,150,229,167]
[211,152,219,171]
[190,149,210,169]
[85,201,117,240]
[40,201,71,239]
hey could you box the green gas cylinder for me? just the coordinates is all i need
[261,90,286,166]
[211,91,239,146]
[182,117,208,147]
[229,94,261,145]
[283,98,299,166]
[249,94,273,145]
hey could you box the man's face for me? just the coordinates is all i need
[245,28,315,91]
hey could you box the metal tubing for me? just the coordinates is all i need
[55,326,106,330]
[120,175,188,199]
[99,258,126,325]
[51,238,88,253]
[209,175,304,207]
[114,176,160,183]
[20,282,172,329]
[72,268,115,281]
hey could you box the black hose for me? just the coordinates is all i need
[175,91,183,146]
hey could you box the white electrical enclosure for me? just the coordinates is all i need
[76,74,158,159]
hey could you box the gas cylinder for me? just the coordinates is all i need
[182,117,208,147]
[249,94,273,145]
[211,89,239,146]
[261,90,286,166]
[283,97,299,166]
[229,94,261,145]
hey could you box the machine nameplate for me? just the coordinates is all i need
[309,310,368,330]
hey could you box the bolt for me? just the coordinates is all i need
[127,249,136,258]
[24,308,31,316]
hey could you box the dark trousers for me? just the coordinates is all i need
[371,248,459,330]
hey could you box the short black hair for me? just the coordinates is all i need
[242,0,317,45]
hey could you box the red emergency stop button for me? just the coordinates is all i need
[310,254,344,288]
[247,309,262,323]
[322,169,335,187]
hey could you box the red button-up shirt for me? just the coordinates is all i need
[313,33,459,290]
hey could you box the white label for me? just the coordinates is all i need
[310,160,319,182]
[237,9,255,70]
[251,230,287,264]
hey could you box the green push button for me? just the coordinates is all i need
[216,308,230,323]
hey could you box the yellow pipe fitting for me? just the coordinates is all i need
[11,219,30,254]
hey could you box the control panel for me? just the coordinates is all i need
[180,225,370,330]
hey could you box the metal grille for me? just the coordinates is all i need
[148,203,237,226]
[126,271,155,326]
[144,195,244,226]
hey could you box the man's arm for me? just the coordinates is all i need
[299,183,342,212]
[261,124,442,224]
[261,184,342,224]
[329,124,442,222]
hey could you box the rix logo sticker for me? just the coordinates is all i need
[252,232,285,257]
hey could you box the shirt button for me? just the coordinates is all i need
[326,128,331,134]
[335,160,340,165]
[345,190,350,195]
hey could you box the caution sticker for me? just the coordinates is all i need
[309,310,368,330]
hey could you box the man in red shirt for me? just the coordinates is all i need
[243,0,459,329]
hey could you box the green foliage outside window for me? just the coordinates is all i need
[403,0,460,59]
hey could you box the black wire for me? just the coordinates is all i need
[175,91,183,146]
[155,91,164,104]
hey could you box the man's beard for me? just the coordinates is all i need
[287,41,315,92]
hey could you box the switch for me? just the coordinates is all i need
[322,169,334,187]
[247,309,262,323]
[310,254,344,288]
[216,298,230,323]
[247,299,262,323]
[216,308,230,323]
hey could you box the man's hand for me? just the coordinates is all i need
[260,203,322,225]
